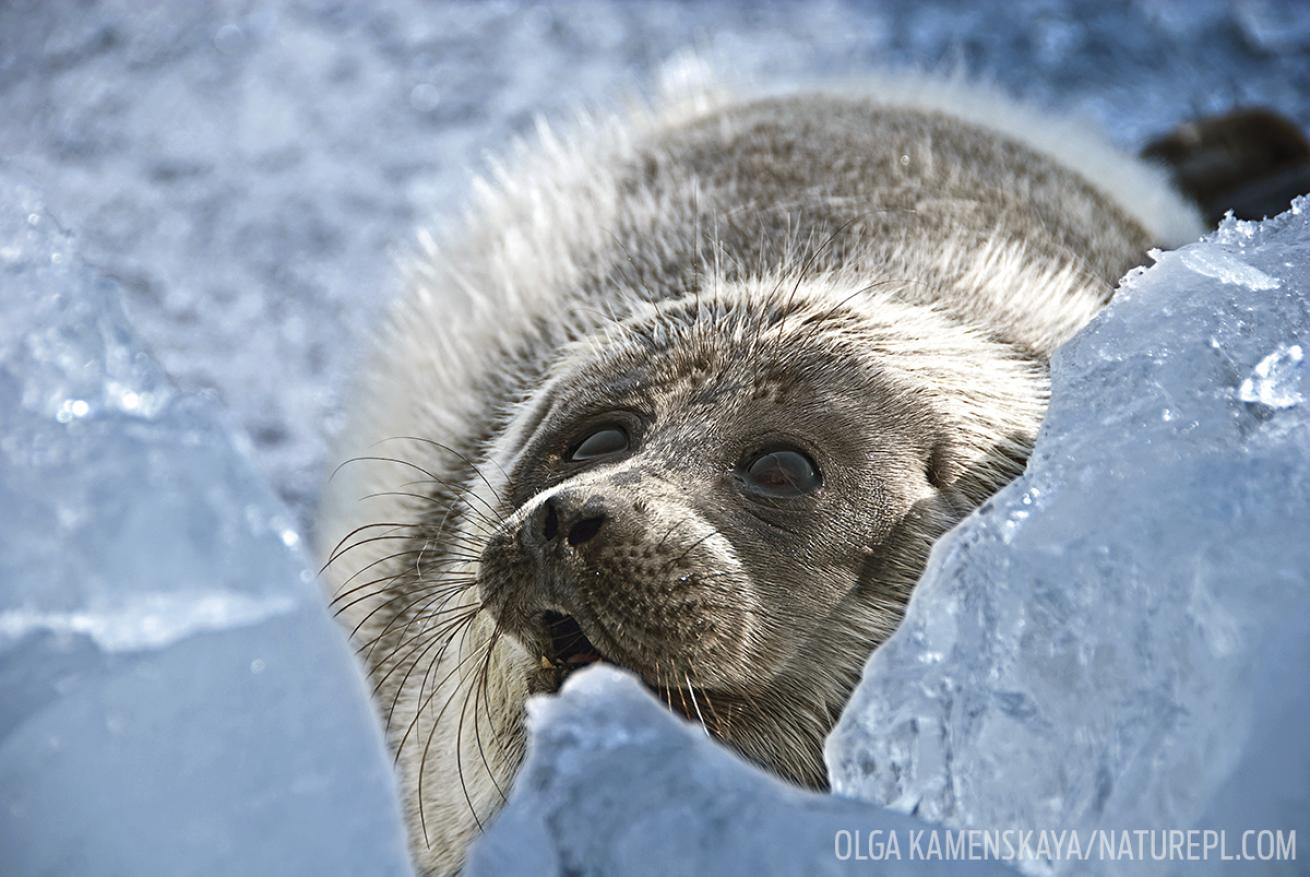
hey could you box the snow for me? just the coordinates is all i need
[826,198,1310,875]
[0,177,414,877]
[2,0,1306,523]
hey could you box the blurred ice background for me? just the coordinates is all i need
[0,179,414,875]
[2,0,1307,524]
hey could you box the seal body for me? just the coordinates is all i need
[316,73,1201,876]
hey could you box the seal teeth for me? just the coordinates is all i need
[539,610,609,692]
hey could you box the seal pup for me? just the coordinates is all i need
[316,70,1203,875]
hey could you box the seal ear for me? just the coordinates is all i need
[925,431,1029,516]
[923,441,980,520]
[925,441,953,491]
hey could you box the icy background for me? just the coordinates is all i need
[4,3,1310,876]
[0,178,414,876]
[2,0,1308,522]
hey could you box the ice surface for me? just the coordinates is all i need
[1238,343,1305,409]
[466,666,1017,877]
[0,177,414,876]
[1,0,1306,522]
[1179,246,1282,290]
[827,199,1310,875]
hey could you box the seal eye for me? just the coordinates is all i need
[743,448,821,496]
[569,426,629,462]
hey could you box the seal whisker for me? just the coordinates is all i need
[362,575,480,663]
[684,673,709,736]
[771,214,866,338]
[448,628,498,834]
[328,557,478,612]
[372,617,481,717]
[364,485,499,539]
[699,687,726,737]
[319,521,423,573]
[329,546,472,598]
[382,612,477,731]
[417,649,483,844]
[345,569,478,642]
[330,554,479,616]
[320,533,422,573]
[381,435,510,504]
[659,528,719,574]
[468,626,512,804]
[368,605,481,697]
[337,454,505,525]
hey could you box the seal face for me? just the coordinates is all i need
[317,78,1203,876]
[482,296,935,738]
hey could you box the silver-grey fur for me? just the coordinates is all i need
[316,70,1202,876]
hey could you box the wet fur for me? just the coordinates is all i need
[316,70,1202,876]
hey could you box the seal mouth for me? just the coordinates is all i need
[539,610,608,691]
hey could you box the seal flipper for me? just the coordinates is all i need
[1142,107,1310,224]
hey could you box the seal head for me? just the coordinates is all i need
[474,279,1044,786]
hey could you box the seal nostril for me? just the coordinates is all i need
[541,498,559,542]
[566,514,605,547]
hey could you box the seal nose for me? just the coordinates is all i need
[541,498,560,542]
[536,494,607,548]
[567,512,605,546]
